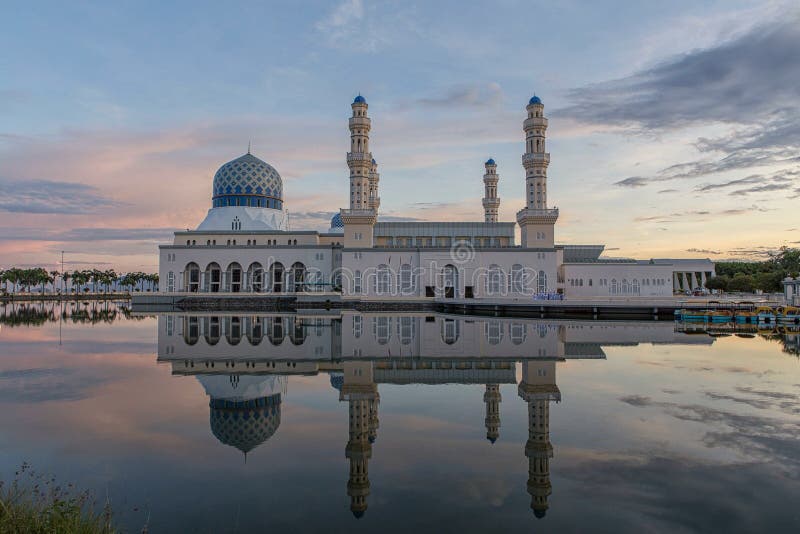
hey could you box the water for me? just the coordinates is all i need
[1,302,799,533]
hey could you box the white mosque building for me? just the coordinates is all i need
[156,95,714,301]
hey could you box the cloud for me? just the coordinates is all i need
[686,248,721,255]
[0,227,177,242]
[0,178,122,214]
[634,205,769,223]
[558,19,800,131]
[562,16,800,189]
[416,83,504,109]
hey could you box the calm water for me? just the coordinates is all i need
[1,302,799,533]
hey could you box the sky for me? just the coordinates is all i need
[1,0,799,272]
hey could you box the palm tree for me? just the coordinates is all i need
[49,270,60,294]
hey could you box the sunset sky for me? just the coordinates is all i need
[2,0,798,272]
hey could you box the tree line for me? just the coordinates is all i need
[705,247,799,293]
[0,267,159,294]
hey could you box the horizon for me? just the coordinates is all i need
[2,0,799,272]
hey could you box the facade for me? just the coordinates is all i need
[157,94,714,301]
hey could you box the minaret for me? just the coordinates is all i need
[483,384,501,443]
[482,159,500,223]
[517,95,558,248]
[518,360,561,519]
[341,361,379,519]
[368,158,381,211]
[341,95,378,248]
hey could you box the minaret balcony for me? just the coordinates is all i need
[347,152,373,163]
[524,117,548,130]
[349,117,372,129]
[522,153,550,166]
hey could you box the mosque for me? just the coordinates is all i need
[156,95,714,301]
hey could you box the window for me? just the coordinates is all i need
[399,263,413,294]
[354,270,362,294]
[487,264,503,295]
[376,264,391,294]
[537,270,547,292]
[167,271,175,292]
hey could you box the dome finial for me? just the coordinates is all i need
[247,140,251,155]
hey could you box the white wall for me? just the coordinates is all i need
[561,263,674,298]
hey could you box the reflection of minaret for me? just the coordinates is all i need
[340,362,379,518]
[518,361,560,519]
[484,384,501,443]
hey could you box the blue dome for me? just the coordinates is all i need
[486,158,495,165]
[353,95,366,104]
[529,95,542,105]
[212,153,283,209]
[330,213,344,229]
[371,158,376,164]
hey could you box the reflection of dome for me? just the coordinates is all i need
[352,510,364,519]
[212,153,283,209]
[529,95,542,105]
[198,375,285,455]
[533,508,547,519]
[330,372,344,391]
[210,394,281,454]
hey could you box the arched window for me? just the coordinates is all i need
[376,264,391,295]
[632,279,640,295]
[487,264,503,295]
[485,321,503,345]
[270,262,284,293]
[398,316,415,345]
[441,318,460,344]
[511,264,526,293]
[622,279,630,295]
[611,279,618,295]
[352,315,362,338]
[537,270,547,292]
[374,317,391,344]
[354,270,362,294]
[510,323,527,345]
[399,263,413,295]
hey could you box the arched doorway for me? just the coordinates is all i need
[270,262,284,293]
[205,262,221,293]
[185,262,200,292]
[443,264,458,299]
[290,262,306,293]
[247,262,264,292]
[227,262,243,293]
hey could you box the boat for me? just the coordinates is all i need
[755,306,776,324]
[776,306,800,325]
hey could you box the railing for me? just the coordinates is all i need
[346,152,373,162]
[348,117,371,128]
[523,117,548,130]
[522,152,550,165]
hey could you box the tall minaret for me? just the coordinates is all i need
[368,158,381,211]
[341,361,379,519]
[483,384,502,443]
[517,95,558,248]
[348,95,372,210]
[518,360,561,519]
[482,159,500,223]
[341,95,378,249]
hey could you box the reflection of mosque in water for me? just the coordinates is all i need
[158,313,711,518]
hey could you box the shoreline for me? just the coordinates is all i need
[1,293,133,303]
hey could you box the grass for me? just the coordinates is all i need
[0,463,114,533]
